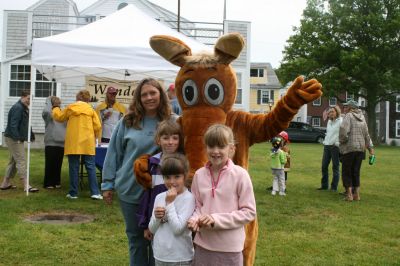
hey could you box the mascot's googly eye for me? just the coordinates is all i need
[182,79,199,106]
[204,78,224,106]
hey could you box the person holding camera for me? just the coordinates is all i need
[95,86,126,143]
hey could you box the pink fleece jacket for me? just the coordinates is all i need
[190,159,256,252]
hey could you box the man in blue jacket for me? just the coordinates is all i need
[1,90,39,192]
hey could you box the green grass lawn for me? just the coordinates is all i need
[0,144,399,265]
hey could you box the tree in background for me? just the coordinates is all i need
[277,0,400,142]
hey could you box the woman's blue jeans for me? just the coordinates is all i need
[119,200,154,266]
[321,145,340,190]
[67,155,100,196]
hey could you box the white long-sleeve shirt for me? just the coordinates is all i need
[149,188,195,262]
[323,117,343,146]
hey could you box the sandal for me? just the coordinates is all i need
[0,185,17,190]
[24,187,39,193]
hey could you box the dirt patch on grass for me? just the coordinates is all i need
[24,212,95,224]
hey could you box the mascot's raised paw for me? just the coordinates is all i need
[134,154,152,189]
[284,76,322,109]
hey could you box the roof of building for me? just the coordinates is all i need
[250,62,282,88]
[27,0,79,15]
[80,0,193,31]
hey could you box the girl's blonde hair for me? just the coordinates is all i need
[76,89,91,102]
[160,153,189,176]
[204,124,235,147]
[155,120,184,153]
[331,105,341,118]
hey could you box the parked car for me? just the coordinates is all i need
[285,122,326,143]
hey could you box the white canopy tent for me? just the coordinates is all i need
[26,4,210,195]
[32,4,210,84]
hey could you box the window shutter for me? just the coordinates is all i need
[257,90,261,104]
[270,90,274,102]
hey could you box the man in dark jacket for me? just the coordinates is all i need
[1,90,39,192]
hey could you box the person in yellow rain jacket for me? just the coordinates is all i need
[52,90,103,200]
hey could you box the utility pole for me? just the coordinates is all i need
[177,0,181,32]
[223,0,226,20]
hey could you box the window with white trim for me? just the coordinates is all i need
[9,65,31,97]
[313,98,321,106]
[329,97,337,106]
[9,65,56,97]
[396,96,400,112]
[250,68,264,77]
[396,120,400,137]
[235,73,242,104]
[257,89,274,106]
[261,90,270,104]
[312,117,321,127]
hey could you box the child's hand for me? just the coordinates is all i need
[154,206,166,219]
[198,214,215,228]
[187,219,199,232]
[165,187,177,204]
[144,229,153,240]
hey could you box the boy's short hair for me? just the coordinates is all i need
[204,124,235,147]
[21,90,30,97]
[161,153,189,176]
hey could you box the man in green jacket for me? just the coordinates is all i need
[1,90,39,192]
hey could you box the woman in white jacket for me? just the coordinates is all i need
[318,106,342,191]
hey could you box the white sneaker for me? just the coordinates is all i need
[271,190,277,196]
[91,194,103,200]
[66,194,78,199]
[279,191,286,196]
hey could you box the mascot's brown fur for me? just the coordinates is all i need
[135,33,322,265]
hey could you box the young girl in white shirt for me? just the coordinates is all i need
[148,153,195,266]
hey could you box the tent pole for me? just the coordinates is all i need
[26,66,37,196]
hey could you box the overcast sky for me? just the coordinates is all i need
[0,0,307,68]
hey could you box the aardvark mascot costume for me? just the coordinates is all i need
[137,33,322,265]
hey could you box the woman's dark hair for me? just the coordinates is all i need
[124,78,171,129]
[155,120,185,153]
[160,153,189,176]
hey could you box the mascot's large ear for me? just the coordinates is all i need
[150,35,192,67]
[214,33,245,64]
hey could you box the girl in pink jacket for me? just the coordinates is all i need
[187,124,256,266]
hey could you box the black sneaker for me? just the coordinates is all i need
[266,186,273,191]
